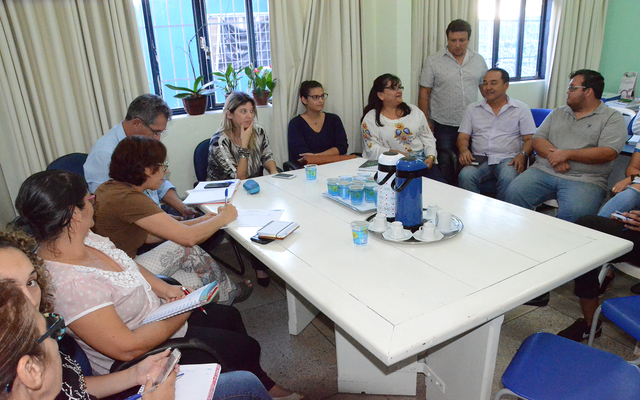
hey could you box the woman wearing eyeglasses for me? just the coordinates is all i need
[12,170,297,399]
[88,136,252,305]
[361,74,444,181]
[287,80,349,166]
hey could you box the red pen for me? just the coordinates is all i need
[182,286,208,315]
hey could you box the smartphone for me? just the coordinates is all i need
[205,181,232,189]
[251,234,274,245]
[611,211,631,222]
[157,348,181,385]
[272,173,296,180]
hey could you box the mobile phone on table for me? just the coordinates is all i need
[205,181,232,189]
[272,173,296,180]
[611,211,631,222]
[251,234,275,245]
[157,348,181,385]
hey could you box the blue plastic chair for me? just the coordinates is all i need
[194,138,211,182]
[531,108,552,128]
[588,295,640,365]
[46,153,88,177]
[495,332,640,400]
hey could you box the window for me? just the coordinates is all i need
[477,0,550,81]
[133,0,271,111]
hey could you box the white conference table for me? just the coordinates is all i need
[201,158,632,399]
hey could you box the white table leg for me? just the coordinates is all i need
[286,284,319,335]
[336,326,419,395]
[421,315,504,400]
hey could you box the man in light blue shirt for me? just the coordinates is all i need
[457,68,536,200]
[84,94,197,217]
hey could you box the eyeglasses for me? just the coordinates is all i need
[138,118,166,137]
[385,85,404,91]
[307,93,329,101]
[36,313,66,344]
[158,161,169,173]
[567,86,586,92]
[84,194,96,205]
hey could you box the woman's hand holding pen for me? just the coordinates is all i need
[161,285,188,303]
[217,203,238,225]
[618,210,640,232]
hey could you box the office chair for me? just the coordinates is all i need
[587,295,640,365]
[47,152,88,177]
[530,108,552,128]
[495,332,640,400]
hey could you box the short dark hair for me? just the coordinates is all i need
[109,136,167,186]
[124,94,172,125]
[362,74,411,126]
[446,19,472,39]
[14,170,88,246]
[0,280,47,395]
[487,67,510,84]
[299,80,323,98]
[570,69,605,99]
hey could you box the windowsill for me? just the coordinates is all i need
[171,103,272,120]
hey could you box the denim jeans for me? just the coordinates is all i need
[598,186,640,217]
[458,158,519,200]
[504,167,605,222]
[214,371,272,400]
[432,121,460,185]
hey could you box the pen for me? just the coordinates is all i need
[128,374,184,400]
[182,286,208,315]
[225,188,229,204]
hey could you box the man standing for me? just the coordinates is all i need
[505,69,627,222]
[457,68,536,200]
[84,93,198,217]
[419,19,488,184]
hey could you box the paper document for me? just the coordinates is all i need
[183,180,240,205]
[175,363,221,400]
[225,209,284,228]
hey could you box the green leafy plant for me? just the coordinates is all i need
[164,30,215,99]
[212,63,242,96]
[244,64,276,97]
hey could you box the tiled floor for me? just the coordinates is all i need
[219,243,639,400]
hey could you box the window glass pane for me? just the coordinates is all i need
[496,0,521,77]
[477,0,496,68]
[253,0,271,68]
[133,0,154,93]
[522,0,543,78]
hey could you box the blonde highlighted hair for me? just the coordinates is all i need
[219,91,260,152]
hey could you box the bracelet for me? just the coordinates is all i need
[238,148,250,159]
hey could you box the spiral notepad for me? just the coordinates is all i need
[142,281,219,324]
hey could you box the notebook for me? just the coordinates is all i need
[257,221,299,239]
[183,180,240,205]
[142,281,219,324]
[358,159,378,171]
[175,363,221,400]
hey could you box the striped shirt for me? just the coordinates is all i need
[420,48,488,126]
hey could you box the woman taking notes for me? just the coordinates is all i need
[207,91,278,181]
[12,170,299,399]
[361,73,444,181]
[288,80,349,165]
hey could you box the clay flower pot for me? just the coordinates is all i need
[252,90,271,106]
[182,96,208,115]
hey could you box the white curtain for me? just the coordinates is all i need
[544,0,609,108]
[0,0,148,222]
[410,0,479,104]
[269,0,364,162]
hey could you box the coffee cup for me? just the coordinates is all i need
[419,221,437,240]
[372,214,387,231]
[390,221,404,239]
[425,204,438,220]
[436,210,452,231]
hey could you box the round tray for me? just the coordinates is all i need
[366,212,463,245]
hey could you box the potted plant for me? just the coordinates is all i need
[213,63,242,98]
[244,64,276,105]
[165,33,215,115]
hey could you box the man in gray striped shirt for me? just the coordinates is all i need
[419,19,488,185]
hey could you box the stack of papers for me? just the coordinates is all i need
[183,180,240,205]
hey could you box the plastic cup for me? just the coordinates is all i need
[327,178,339,196]
[351,221,369,245]
[364,182,377,203]
[349,184,364,204]
[338,180,351,199]
[338,175,353,182]
[305,164,318,180]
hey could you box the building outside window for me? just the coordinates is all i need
[477,0,550,81]
[133,0,271,111]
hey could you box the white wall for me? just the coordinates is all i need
[161,106,274,197]
[507,80,546,109]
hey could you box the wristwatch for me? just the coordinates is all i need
[631,174,640,182]
[521,151,529,157]
[426,155,436,162]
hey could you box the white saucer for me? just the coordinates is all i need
[412,230,444,242]
[437,219,461,234]
[369,221,390,232]
[383,229,412,242]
